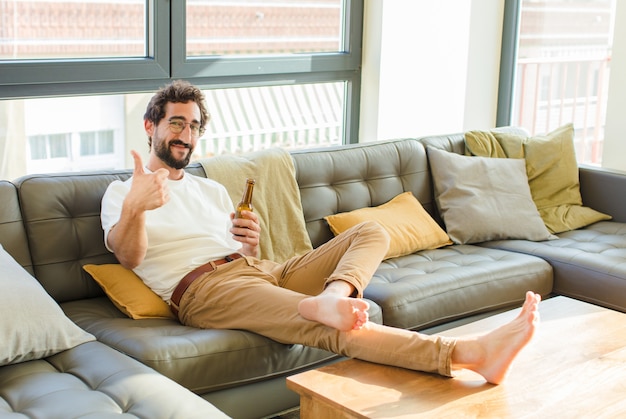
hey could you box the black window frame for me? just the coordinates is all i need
[497,0,521,127]
[0,0,363,143]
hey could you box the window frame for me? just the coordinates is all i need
[0,0,363,143]
[0,0,171,98]
[496,0,521,127]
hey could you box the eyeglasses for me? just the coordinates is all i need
[167,118,206,137]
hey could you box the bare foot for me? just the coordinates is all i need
[298,295,370,331]
[452,291,541,384]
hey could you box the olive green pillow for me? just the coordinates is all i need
[465,123,611,234]
[464,130,524,158]
[324,192,452,259]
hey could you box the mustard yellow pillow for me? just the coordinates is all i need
[83,264,174,319]
[465,124,611,234]
[324,192,452,259]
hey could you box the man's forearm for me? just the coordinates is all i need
[108,205,148,269]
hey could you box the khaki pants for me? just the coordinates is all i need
[178,221,455,376]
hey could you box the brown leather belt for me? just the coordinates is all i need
[170,253,242,317]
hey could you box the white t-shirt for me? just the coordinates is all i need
[101,171,240,301]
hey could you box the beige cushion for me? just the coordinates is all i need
[0,245,95,366]
[324,191,452,259]
[465,124,611,233]
[84,264,175,319]
[426,147,555,244]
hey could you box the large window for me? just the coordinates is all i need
[499,0,616,165]
[0,0,146,60]
[185,0,344,56]
[200,82,345,157]
[0,0,362,180]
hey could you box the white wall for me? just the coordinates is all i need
[124,93,153,167]
[603,0,626,171]
[360,0,504,142]
[360,0,626,172]
[463,1,505,130]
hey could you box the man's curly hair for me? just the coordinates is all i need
[143,80,211,148]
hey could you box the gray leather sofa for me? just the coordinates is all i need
[1,128,624,419]
[418,131,626,313]
[0,180,229,419]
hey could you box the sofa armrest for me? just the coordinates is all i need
[579,164,626,223]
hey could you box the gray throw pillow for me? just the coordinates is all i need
[426,147,556,244]
[0,245,95,366]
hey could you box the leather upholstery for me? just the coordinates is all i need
[11,164,222,304]
[1,173,231,418]
[14,171,131,303]
[368,245,553,329]
[0,341,228,418]
[61,297,380,394]
[580,165,626,223]
[0,181,32,273]
[10,164,348,419]
[292,135,553,330]
[420,130,626,314]
[292,138,437,248]
[2,128,625,418]
[483,221,626,312]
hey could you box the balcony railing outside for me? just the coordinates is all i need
[513,56,610,166]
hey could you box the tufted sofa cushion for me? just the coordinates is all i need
[61,296,354,395]
[292,137,554,330]
[0,181,32,274]
[1,178,227,418]
[482,221,626,312]
[12,165,349,418]
[14,171,132,303]
[13,164,207,304]
[0,341,228,418]
[292,138,435,248]
[367,245,553,330]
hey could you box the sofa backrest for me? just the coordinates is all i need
[417,132,467,155]
[5,139,434,302]
[11,165,207,303]
[5,130,532,303]
[417,126,529,155]
[0,180,33,274]
[13,171,133,303]
[291,138,435,248]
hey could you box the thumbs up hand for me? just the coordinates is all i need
[125,150,170,211]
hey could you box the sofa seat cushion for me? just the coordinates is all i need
[481,221,626,312]
[0,341,227,418]
[364,245,553,330]
[62,297,382,395]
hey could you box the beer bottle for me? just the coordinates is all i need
[235,178,255,219]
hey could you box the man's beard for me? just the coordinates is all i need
[154,139,193,170]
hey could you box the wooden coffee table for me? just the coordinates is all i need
[287,297,626,418]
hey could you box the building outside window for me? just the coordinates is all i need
[509,0,616,165]
[22,94,125,174]
[0,0,359,180]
